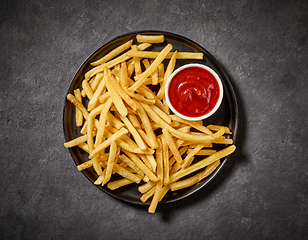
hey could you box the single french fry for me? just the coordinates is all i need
[156,138,164,180]
[148,181,163,213]
[64,134,88,148]
[212,137,233,145]
[151,61,159,85]
[82,79,94,100]
[74,89,83,127]
[158,63,164,83]
[77,154,109,171]
[120,61,129,88]
[94,98,113,147]
[88,73,105,111]
[107,178,134,190]
[136,34,164,43]
[157,51,177,99]
[105,70,128,116]
[87,113,95,153]
[132,45,142,75]
[127,60,135,77]
[77,159,93,171]
[161,136,170,185]
[67,93,89,119]
[102,141,117,186]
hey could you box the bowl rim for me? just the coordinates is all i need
[165,63,224,121]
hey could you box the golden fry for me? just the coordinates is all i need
[74,89,83,127]
[136,34,164,43]
[107,178,134,190]
[102,141,117,186]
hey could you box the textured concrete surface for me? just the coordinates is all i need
[1,0,308,239]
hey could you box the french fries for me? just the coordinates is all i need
[64,34,236,213]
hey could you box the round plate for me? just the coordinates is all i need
[63,31,238,205]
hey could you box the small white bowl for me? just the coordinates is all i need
[165,63,224,121]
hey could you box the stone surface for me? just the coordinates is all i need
[1,0,308,239]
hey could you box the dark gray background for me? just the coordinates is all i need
[1,0,307,239]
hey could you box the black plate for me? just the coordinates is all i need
[63,31,238,205]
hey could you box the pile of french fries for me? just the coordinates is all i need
[64,34,236,213]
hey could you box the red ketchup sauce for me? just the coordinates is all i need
[168,67,220,118]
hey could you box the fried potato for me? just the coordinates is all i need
[136,34,164,43]
[74,89,83,127]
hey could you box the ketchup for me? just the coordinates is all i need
[168,66,220,118]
